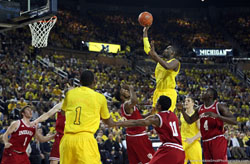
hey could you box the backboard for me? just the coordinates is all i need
[0,0,57,32]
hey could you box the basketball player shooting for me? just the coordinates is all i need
[143,26,181,113]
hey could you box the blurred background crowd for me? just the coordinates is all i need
[0,3,250,164]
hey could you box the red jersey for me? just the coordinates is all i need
[155,111,183,149]
[55,111,65,135]
[198,101,224,141]
[121,104,146,135]
[9,119,36,152]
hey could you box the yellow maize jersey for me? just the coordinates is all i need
[62,86,110,134]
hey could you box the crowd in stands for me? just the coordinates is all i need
[0,8,250,163]
[159,17,232,53]
[47,9,250,57]
[223,13,250,51]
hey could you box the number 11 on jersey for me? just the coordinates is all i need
[169,121,178,136]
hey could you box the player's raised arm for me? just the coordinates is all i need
[116,115,160,127]
[176,103,199,124]
[2,121,19,148]
[143,26,151,54]
[148,41,180,70]
[32,102,63,126]
[123,85,138,114]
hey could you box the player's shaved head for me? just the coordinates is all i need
[162,45,178,59]
[166,45,177,54]
[80,70,95,86]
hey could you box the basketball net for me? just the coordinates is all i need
[29,16,57,48]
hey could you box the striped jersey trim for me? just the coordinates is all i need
[162,142,184,151]
[156,114,163,128]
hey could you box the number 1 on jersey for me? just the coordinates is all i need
[23,137,27,146]
[74,107,81,125]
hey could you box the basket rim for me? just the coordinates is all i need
[37,16,57,23]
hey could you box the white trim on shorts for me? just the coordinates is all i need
[203,134,225,142]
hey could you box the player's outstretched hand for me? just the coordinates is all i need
[50,133,56,138]
[4,142,12,148]
[46,132,56,140]
[185,137,194,144]
[143,26,150,33]
[128,85,134,91]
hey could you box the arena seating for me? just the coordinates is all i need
[0,9,250,162]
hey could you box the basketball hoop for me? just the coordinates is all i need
[29,16,57,48]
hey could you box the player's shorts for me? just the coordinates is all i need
[49,133,63,161]
[182,140,202,164]
[152,89,177,112]
[202,135,228,164]
[1,148,30,164]
[149,144,185,164]
[59,132,101,164]
[126,133,155,164]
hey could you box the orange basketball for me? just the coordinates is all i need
[138,11,153,27]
